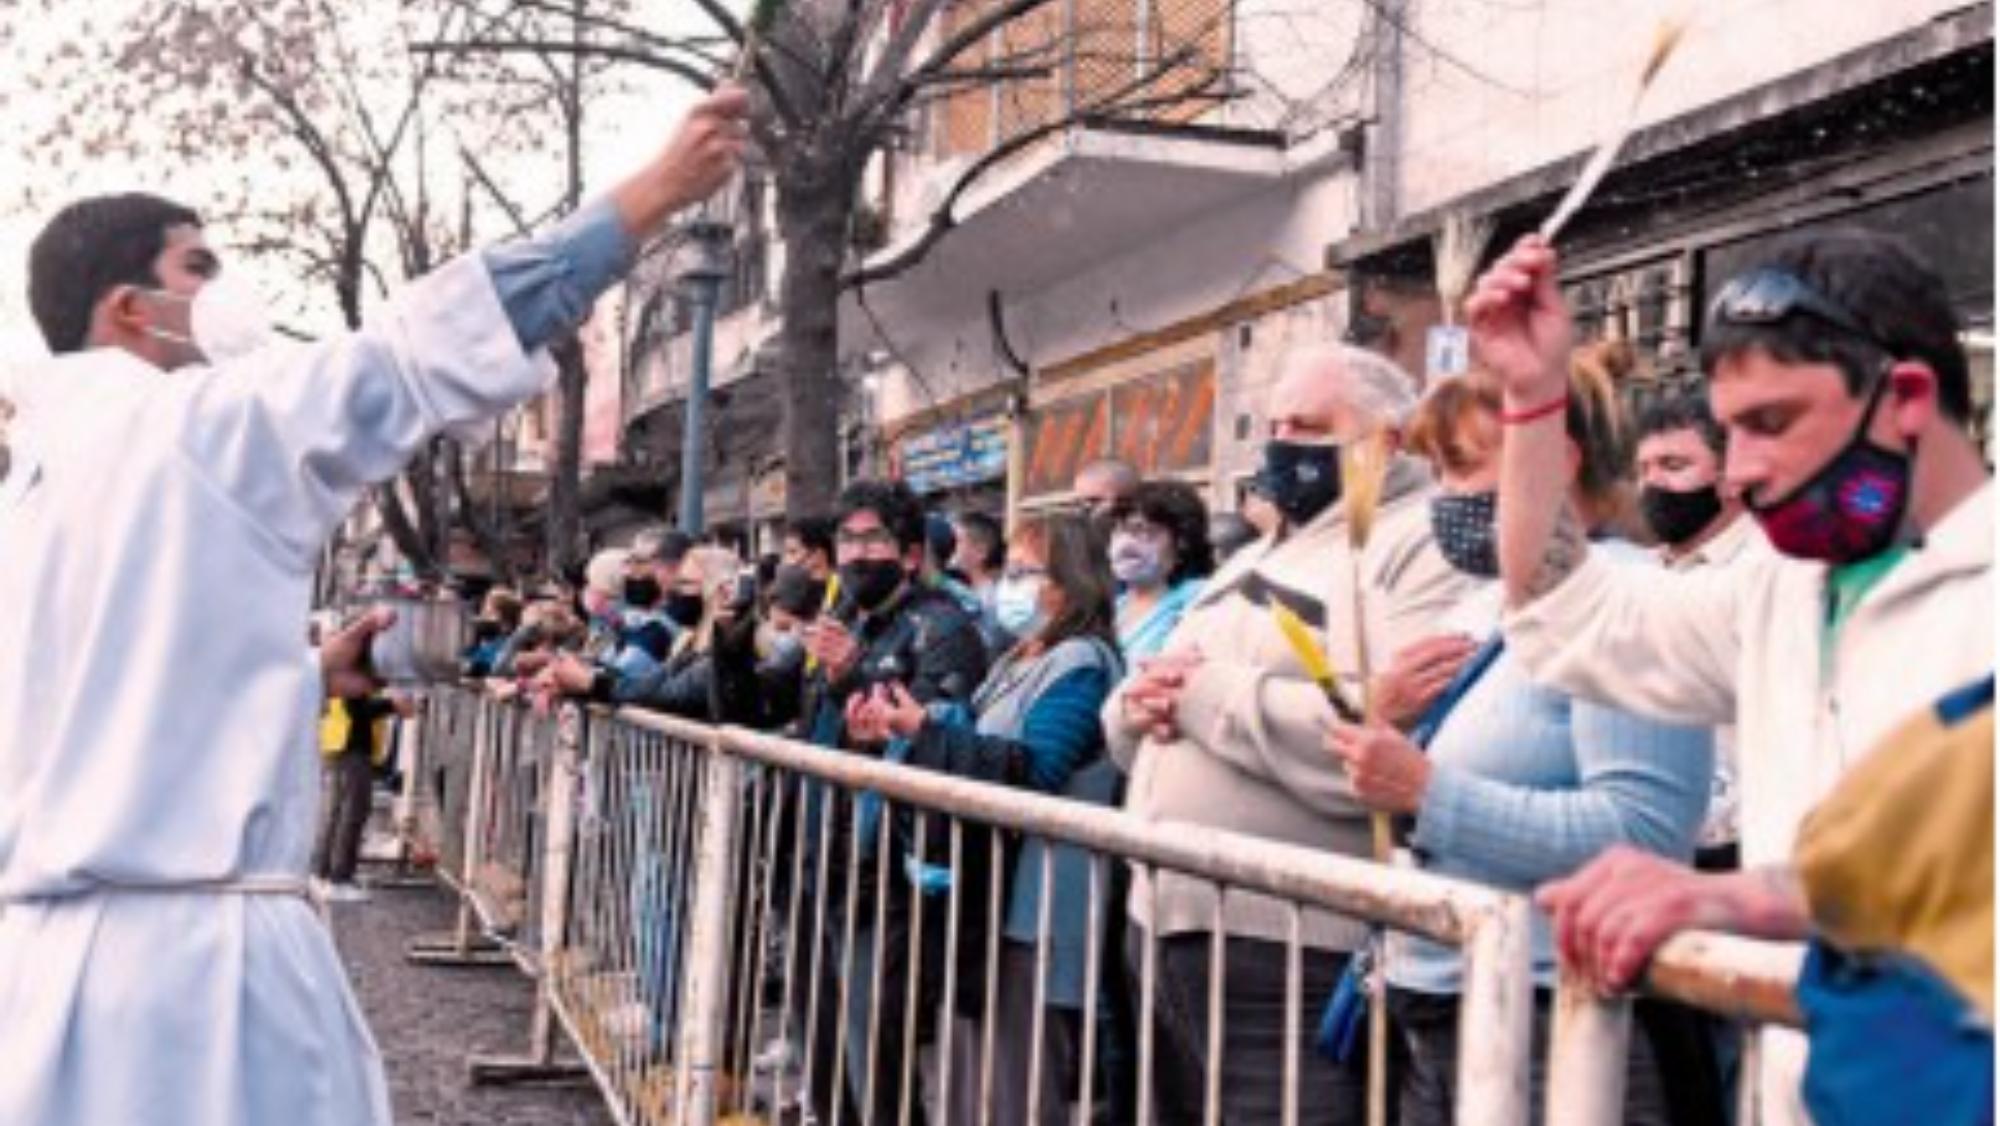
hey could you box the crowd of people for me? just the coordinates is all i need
[1,62,1985,1123]
[428,225,1991,1126]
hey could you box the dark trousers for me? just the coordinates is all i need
[792,890,936,1126]
[1385,986,1718,1126]
[313,750,375,883]
[1129,930,1366,1125]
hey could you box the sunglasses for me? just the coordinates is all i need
[1706,267,1879,346]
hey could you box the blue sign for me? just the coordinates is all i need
[902,416,1009,494]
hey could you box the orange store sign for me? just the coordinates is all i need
[1023,359,1214,499]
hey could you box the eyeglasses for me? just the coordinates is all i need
[1707,267,1879,346]
[835,527,900,550]
[1002,564,1047,583]
[1112,516,1169,540]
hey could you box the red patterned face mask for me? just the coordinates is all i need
[1746,376,1912,564]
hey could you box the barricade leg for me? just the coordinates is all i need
[470,705,591,1086]
[409,692,512,966]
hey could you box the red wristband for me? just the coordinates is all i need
[1499,392,1569,426]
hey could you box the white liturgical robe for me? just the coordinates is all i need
[0,254,548,1125]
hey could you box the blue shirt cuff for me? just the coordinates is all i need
[481,197,636,352]
[1411,760,1469,857]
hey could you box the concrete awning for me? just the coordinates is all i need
[850,121,1289,331]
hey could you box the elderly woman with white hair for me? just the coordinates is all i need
[1100,342,1476,1122]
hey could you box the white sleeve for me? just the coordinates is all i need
[1502,548,1748,728]
[168,255,549,568]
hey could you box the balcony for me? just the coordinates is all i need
[850,0,1293,331]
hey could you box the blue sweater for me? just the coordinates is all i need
[1388,607,1713,995]
[903,639,1122,1008]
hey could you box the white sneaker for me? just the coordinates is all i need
[324,882,372,904]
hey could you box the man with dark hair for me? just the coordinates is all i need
[1633,386,1770,871]
[28,193,207,355]
[1634,387,1754,568]
[783,513,837,583]
[805,479,986,723]
[741,477,985,1126]
[0,89,748,1126]
[1472,227,1991,1123]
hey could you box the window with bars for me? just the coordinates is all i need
[1562,254,1694,383]
[931,0,1234,159]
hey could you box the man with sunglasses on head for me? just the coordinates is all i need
[1467,228,1991,1124]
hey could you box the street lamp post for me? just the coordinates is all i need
[676,219,733,536]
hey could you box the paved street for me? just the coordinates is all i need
[330,875,615,1126]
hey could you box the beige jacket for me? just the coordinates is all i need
[1506,480,1993,1125]
[1104,456,1475,951]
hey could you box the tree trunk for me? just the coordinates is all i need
[449,440,516,586]
[547,333,589,577]
[375,482,437,579]
[775,158,861,521]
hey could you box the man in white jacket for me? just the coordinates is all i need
[1467,227,1991,1123]
[0,88,747,1125]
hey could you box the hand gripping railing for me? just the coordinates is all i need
[1546,932,1806,1125]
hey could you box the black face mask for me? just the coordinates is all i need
[471,618,505,643]
[664,591,707,629]
[1430,490,1500,578]
[1262,440,1343,527]
[840,558,908,613]
[623,576,662,608]
[1639,483,1726,548]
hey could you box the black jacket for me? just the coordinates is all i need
[714,580,989,742]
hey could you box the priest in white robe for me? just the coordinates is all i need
[0,86,748,1126]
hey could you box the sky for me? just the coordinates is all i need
[0,0,723,368]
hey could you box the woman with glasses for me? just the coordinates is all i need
[847,513,1125,1126]
[1110,479,1216,660]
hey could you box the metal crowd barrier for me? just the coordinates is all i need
[399,685,1552,1126]
[1546,932,1806,1126]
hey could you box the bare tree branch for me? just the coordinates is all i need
[907,63,1057,91]
[410,37,718,88]
[893,0,1060,103]
[855,0,953,112]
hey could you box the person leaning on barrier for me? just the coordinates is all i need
[462,585,524,678]
[1538,674,1994,1125]
[1101,342,1476,1125]
[0,85,750,1126]
[576,545,633,662]
[604,526,691,675]
[847,512,1125,1126]
[1325,362,1717,1126]
[1469,227,1993,1124]
[536,545,758,723]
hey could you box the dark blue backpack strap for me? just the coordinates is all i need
[1933,673,1995,727]
[1409,635,1506,750]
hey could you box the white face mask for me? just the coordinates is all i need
[145,275,276,366]
[993,574,1047,638]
